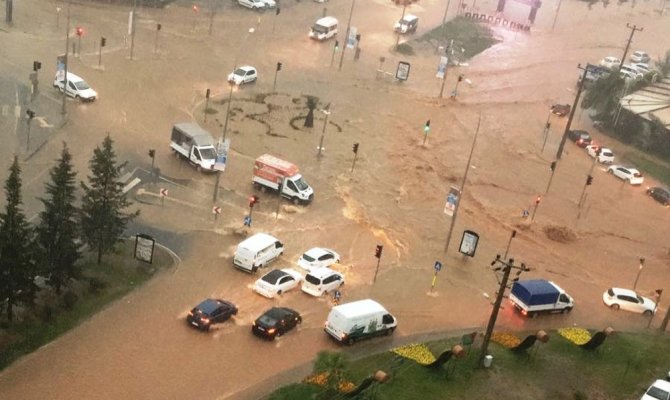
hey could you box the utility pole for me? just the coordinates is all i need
[555,64,590,160]
[317,104,331,158]
[338,0,356,70]
[502,230,516,259]
[61,1,71,117]
[441,0,451,25]
[552,0,563,30]
[395,0,409,48]
[478,256,528,368]
[444,114,481,253]
[130,0,137,60]
[620,23,643,68]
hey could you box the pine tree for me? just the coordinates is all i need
[36,143,81,294]
[0,156,36,322]
[80,135,138,264]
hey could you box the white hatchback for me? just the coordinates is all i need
[53,72,97,102]
[600,56,621,69]
[238,0,265,9]
[585,145,614,164]
[227,66,257,85]
[602,287,656,315]
[301,267,344,297]
[641,379,670,400]
[607,165,644,185]
[297,247,340,271]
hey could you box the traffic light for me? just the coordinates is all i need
[192,4,199,12]
[334,40,339,51]
[353,143,359,154]
[550,161,557,171]
[76,26,84,36]
[205,88,210,99]
[535,195,541,205]
[424,120,431,133]
[586,175,594,185]
[276,62,282,71]
[355,34,361,42]
[458,75,464,82]
[26,109,35,119]
[249,195,259,208]
[148,149,156,158]
[656,289,663,298]
[100,37,106,47]
[157,23,162,31]
[32,61,41,71]
[374,245,383,259]
[276,7,280,15]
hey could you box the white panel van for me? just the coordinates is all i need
[309,16,338,41]
[324,299,397,345]
[233,233,284,273]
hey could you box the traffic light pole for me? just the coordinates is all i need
[555,64,590,160]
[351,143,359,172]
[373,248,382,284]
[61,2,71,117]
[275,177,284,221]
[395,1,408,48]
[317,105,331,158]
[338,0,356,70]
[130,0,137,60]
[578,154,598,208]
[545,162,557,195]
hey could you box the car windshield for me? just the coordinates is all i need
[262,270,285,284]
[646,386,669,400]
[74,81,90,90]
[234,68,246,76]
[200,148,216,160]
[602,151,613,157]
[312,24,327,34]
[301,253,316,262]
[197,300,218,314]
[633,172,642,177]
[295,177,309,191]
[305,274,321,285]
[258,315,277,327]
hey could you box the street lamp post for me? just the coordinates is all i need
[317,104,331,158]
[338,0,356,70]
[633,257,645,290]
[25,109,35,152]
[61,1,71,117]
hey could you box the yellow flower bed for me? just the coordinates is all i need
[558,327,591,345]
[303,372,356,393]
[391,343,437,365]
[490,332,521,348]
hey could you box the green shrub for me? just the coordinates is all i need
[61,291,78,310]
[88,277,107,294]
[395,43,415,55]
[40,305,54,323]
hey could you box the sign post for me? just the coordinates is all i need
[159,188,168,207]
[134,234,156,264]
[430,261,443,292]
[212,205,221,221]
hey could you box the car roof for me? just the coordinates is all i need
[306,267,339,279]
[262,269,288,283]
[196,299,227,313]
[610,287,639,297]
[316,16,338,25]
[264,307,296,319]
[304,247,332,257]
[402,14,418,21]
[62,72,85,82]
[238,65,256,72]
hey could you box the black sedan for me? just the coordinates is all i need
[550,103,571,116]
[567,130,592,147]
[647,186,670,206]
[252,307,302,340]
[186,298,238,331]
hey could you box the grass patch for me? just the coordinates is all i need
[268,331,670,399]
[417,16,499,60]
[204,107,218,115]
[621,151,670,187]
[0,240,174,371]
[395,43,415,55]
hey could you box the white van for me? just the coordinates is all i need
[53,72,97,102]
[309,16,338,41]
[233,233,284,273]
[324,299,397,345]
[301,267,344,297]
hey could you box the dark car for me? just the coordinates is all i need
[647,186,670,206]
[567,130,592,147]
[252,307,301,340]
[186,298,238,331]
[550,104,571,116]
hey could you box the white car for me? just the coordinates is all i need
[585,145,614,164]
[607,165,644,185]
[237,0,265,9]
[621,64,643,79]
[297,247,340,271]
[253,268,302,298]
[53,72,97,102]
[631,63,651,75]
[301,267,344,297]
[600,56,621,69]
[630,50,651,63]
[260,0,276,7]
[227,66,257,85]
[602,287,656,315]
[641,379,670,400]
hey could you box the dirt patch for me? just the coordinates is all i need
[543,225,578,243]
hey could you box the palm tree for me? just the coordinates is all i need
[313,351,350,399]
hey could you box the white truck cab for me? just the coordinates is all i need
[169,123,217,172]
[252,154,314,204]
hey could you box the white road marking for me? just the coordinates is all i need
[14,105,20,118]
[35,116,53,128]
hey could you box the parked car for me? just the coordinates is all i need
[53,72,97,102]
[260,0,276,7]
[585,145,615,164]
[602,288,656,315]
[186,298,238,331]
[568,130,592,147]
[251,307,301,340]
[301,267,344,297]
[630,50,651,63]
[631,63,651,75]
[620,64,643,79]
[237,0,265,9]
[600,56,622,69]
[297,247,340,271]
[580,65,611,87]
[394,14,418,34]
[253,268,302,298]
[607,165,644,185]
[646,186,670,206]
[227,66,257,85]
[550,103,571,116]
[641,379,670,400]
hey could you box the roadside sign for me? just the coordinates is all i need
[159,188,168,196]
[396,61,411,81]
[444,186,460,216]
[214,138,230,172]
[459,230,479,257]
[134,233,155,264]
[346,26,358,49]
[434,261,442,272]
[212,206,221,214]
[436,56,448,79]
[244,215,251,227]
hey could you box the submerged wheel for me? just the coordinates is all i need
[610,304,620,310]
